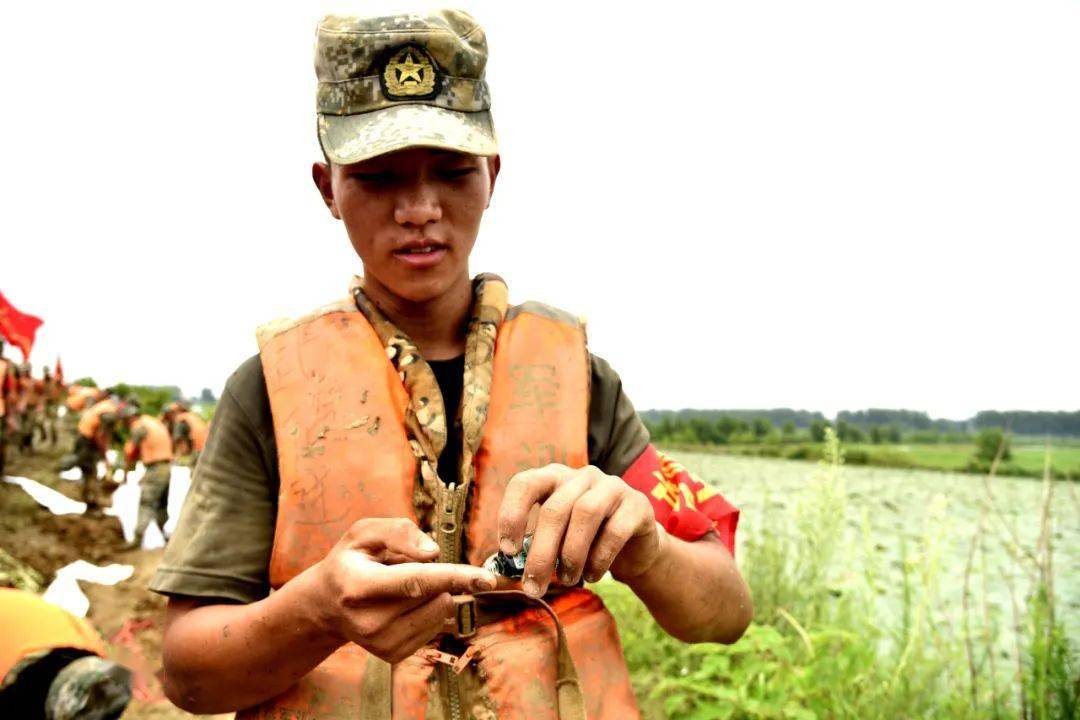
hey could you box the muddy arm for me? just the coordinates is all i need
[617,529,753,645]
[161,565,342,713]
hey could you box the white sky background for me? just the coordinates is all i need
[1,1,1077,419]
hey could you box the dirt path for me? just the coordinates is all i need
[1,430,227,719]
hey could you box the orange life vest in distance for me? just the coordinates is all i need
[29,378,46,411]
[0,588,106,682]
[175,411,209,452]
[127,415,173,465]
[66,385,100,413]
[240,300,640,720]
[77,399,119,440]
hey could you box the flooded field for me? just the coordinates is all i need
[683,451,1080,659]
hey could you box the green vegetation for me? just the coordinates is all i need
[111,383,181,416]
[642,409,827,432]
[595,433,1079,719]
[642,408,1080,438]
[705,441,1080,481]
[644,413,1080,480]
[975,428,1012,463]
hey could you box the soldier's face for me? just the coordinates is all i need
[313,148,499,304]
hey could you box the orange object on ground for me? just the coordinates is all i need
[0,588,106,682]
[239,297,638,719]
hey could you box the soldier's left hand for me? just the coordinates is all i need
[498,464,665,597]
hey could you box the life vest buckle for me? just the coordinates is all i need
[418,644,478,674]
[451,595,477,638]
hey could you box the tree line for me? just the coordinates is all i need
[641,408,1080,442]
[643,414,915,446]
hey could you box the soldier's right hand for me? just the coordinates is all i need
[311,518,496,664]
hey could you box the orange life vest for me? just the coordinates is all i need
[66,386,100,413]
[29,378,46,411]
[126,415,173,465]
[77,399,119,440]
[239,299,640,720]
[175,411,209,452]
[0,588,106,682]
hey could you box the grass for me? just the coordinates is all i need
[679,440,1080,480]
[594,431,1079,719]
[847,442,1080,476]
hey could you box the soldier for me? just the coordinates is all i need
[119,405,174,549]
[17,363,48,453]
[9,362,35,455]
[152,10,751,719]
[41,366,63,446]
[161,400,209,466]
[73,394,120,513]
[65,385,103,415]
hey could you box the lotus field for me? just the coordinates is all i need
[596,434,1079,719]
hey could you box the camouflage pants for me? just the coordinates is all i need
[134,462,171,545]
[19,410,45,452]
[73,435,102,508]
[43,402,58,445]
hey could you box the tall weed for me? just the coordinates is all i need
[595,429,1077,718]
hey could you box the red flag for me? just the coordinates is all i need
[55,356,64,384]
[0,291,44,360]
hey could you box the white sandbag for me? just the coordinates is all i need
[103,462,190,546]
[42,560,135,618]
[42,574,91,617]
[3,476,86,515]
[164,465,192,537]
[105,481,140,543]
[59,461,123,483]
[141,521,166,550]
[104,463,145,542]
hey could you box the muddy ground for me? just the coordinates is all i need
[1,429,227,719]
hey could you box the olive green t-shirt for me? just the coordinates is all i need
[150,352,650,604]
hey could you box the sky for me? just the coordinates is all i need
[1,1,1077,420]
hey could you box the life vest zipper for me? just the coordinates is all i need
[436,481,470,720]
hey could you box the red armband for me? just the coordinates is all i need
[621,444,739,554]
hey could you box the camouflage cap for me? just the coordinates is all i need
[45,656,131,720]
[315,9,497,165]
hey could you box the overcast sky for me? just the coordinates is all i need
[1,0,1077,419]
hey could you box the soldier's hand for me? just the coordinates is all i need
[498,464,665,598]
[312,518,496,664]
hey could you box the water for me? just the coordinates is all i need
[678,452,1080,655]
